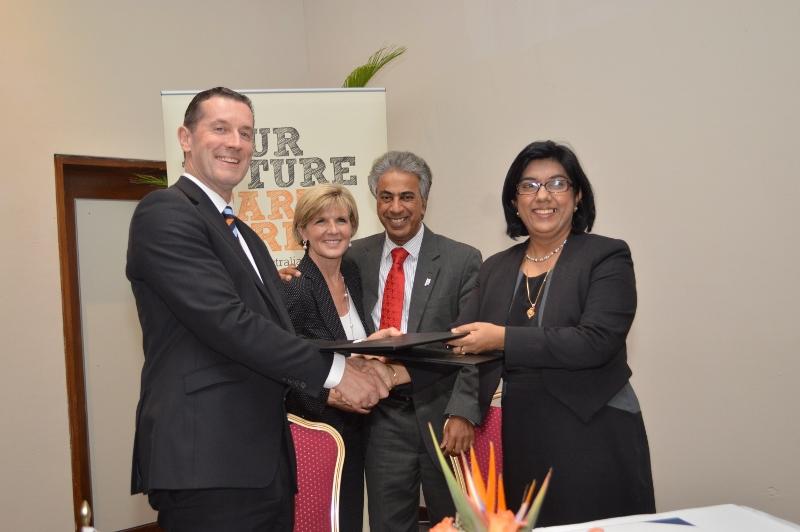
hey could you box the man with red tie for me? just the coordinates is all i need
[348,151,484,531]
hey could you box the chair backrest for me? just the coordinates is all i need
[471,405,503,481]
[448,404,503,499]
[288,413,345,532]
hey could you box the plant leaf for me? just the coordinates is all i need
[461,454,488,520]
[521,468,552,531]
[427,423,486,531]
[515,480,537,523]
[130,173,167,187]
[342,45,406,88]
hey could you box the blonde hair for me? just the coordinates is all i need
[292,184,359,246]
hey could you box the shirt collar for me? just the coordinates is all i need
[183,173,230,213]
[381,224,425,260]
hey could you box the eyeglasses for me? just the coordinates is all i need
[516,177,573,195]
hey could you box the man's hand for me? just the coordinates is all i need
[357,327,402,362]
[362,358,396,390]
[440,416,474,456]
[367,327,402,340]
[278,266,301,283]
[327,388,365,413]
[333,357,389,414]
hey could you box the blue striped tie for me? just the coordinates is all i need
[222,206,238,239]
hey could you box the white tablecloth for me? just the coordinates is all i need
[539,504,800,532]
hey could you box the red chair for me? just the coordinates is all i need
[450,392,503,492]
[450,389,503,491]
[288,413,345,532]
[471,404,503,480]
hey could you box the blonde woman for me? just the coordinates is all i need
[283,184,405,531]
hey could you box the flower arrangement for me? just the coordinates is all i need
[427,424,551,532]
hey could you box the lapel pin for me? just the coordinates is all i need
[424,278,431,287]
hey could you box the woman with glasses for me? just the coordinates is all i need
[448,141,655,526]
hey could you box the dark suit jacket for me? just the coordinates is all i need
[456,232,636,422]
[347,226,488,461]
[282,253,373,426]
[127,176,333,493]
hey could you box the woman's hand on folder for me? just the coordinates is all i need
[448,322,506,354]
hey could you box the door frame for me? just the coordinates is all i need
[55,154,165,531]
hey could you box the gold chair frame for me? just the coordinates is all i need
[288,413,346,532]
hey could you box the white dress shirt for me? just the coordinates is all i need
[371,224,425,333]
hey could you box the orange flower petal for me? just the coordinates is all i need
[486,441,497,513]
[430,517,458,532]
[497,472,507,512]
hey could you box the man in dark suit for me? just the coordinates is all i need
[127,87,388,531]
[349,151,484,531]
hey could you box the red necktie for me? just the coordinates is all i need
[379,247,410,330]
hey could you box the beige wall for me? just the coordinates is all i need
[1,0,798,529]
[304,0,800,522]
[0,1,311,529]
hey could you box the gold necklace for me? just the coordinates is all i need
[524,269,551,320]
[524,238,567,263]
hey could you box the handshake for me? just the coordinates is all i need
[328,327,410,414]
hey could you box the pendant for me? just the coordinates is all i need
[527,307,536,319]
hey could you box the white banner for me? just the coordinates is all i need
[161,88,388,268]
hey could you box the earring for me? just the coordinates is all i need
[573,206,578,212]
[302,240,307,250]
[348,242,352,248]
[516,211,520,216]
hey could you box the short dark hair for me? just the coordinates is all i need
[183,87,254,131]
[367,151,432,201]
[501,140,596,238]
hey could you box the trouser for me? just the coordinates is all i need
[365,396,455,532]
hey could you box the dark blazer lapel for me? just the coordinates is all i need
[174,177,291,329]
[300,256,347,339]
[358,235,384,324]
[408,227,441,333]
[236,222,295,330]
[236,224,275,289]
[537,232,586,326]
[342,258,372,335]
[175,177,255,273]
[486,241,528,324]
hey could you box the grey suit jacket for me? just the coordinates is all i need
[347,226,486,460]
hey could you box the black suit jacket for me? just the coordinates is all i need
[457,232,636,422]
[127,176,333,492]
[282,254,372,427]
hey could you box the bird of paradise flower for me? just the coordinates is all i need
[427,424,552,532]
